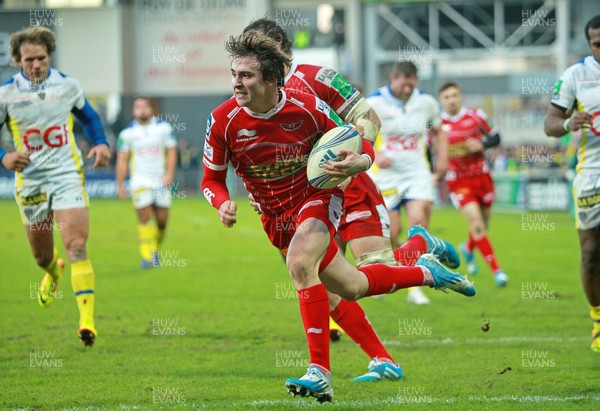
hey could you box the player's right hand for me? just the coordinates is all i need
[567,111,592,131]
[219,200,238,228]
[117,185,127,199]
[1,151,30,172]
[247,193,262,215]
[375,153,393,168]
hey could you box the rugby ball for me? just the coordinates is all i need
[307,125,362,189]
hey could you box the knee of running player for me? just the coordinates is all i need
[286,250,321,290]
[64,238,87,262]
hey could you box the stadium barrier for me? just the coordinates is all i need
[0,169,573,212]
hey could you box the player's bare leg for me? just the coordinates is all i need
[404,200,433,303]
[26,216,64,308]
[404,199,432,228]
[578,229,600,351]
[136,205,157,268]
[460,202,506,285]
[55,208,96,346]
[389,210,402,249]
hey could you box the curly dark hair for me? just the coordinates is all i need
[243,17,293,56]
[225,30,291,84]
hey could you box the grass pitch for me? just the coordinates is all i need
[0,196,598,410]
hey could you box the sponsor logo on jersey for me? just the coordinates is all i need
[237,129,257,137]
[20,193,48,206]
[316,68,336,83]
[551,79,562,100]
[204,141,213,161]
[330,74,354,99]
[280,121,303,132]
[205,114,214,140]
[246,156,308,180]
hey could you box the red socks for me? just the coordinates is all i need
[393,235,428,266]
[358,264,431,296]
[330,299,394,361]
[298,284,330,371]
[470,233,500,272]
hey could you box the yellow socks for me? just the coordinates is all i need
[591,305,600,334]
[71,260,95,330]
[138,223,157,262]
[42,248,63,280]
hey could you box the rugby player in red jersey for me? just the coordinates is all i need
[439,81,508,286]
[201,31,475,402]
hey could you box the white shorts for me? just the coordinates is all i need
[573,171,600,230]
[132,185,172,209]
[373,174,435,211]
[15,173,89,225]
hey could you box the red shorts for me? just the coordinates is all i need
[446,173,495,209]
[337,173,391,242]
[261,189,343,272]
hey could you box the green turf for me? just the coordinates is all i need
[0,197,598,410]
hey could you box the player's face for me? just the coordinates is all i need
[389,74,417,101]
[588,27,600,63]
[231,56,277,112]
[439,87,462,116]
[18,42,51,81]
[132,99,154,123]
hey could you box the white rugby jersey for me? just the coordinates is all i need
[117,117,176,188]
[367,85,440,181]
[0,68,107,186]
[551,55,600,172]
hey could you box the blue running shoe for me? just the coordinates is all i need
[408,225,460,269]
[494,270,509,287]
[286,365,333,403]
[460,242,478,275]
[353,358,404,382]
[417,254,476,297]
[139,259,152,270]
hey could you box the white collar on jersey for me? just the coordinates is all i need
[440,107,466,122]
[284,61,298,83]
[242,89,287,119]
[382,84,422,108]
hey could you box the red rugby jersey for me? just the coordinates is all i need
[202,89,372,215]
[440,107,494,180]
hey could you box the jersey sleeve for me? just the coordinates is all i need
[201,112,230,209]
[550,67,577,113]
[202,112,229,172]
[71,83,108,147]
[116,130,130,153]
[164,123,177,148]
[474,108,494,134]
[310,67,361,119]
[428,96,442,129]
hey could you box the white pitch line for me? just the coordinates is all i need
[382,335,589,346]
[51,393,600,410]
